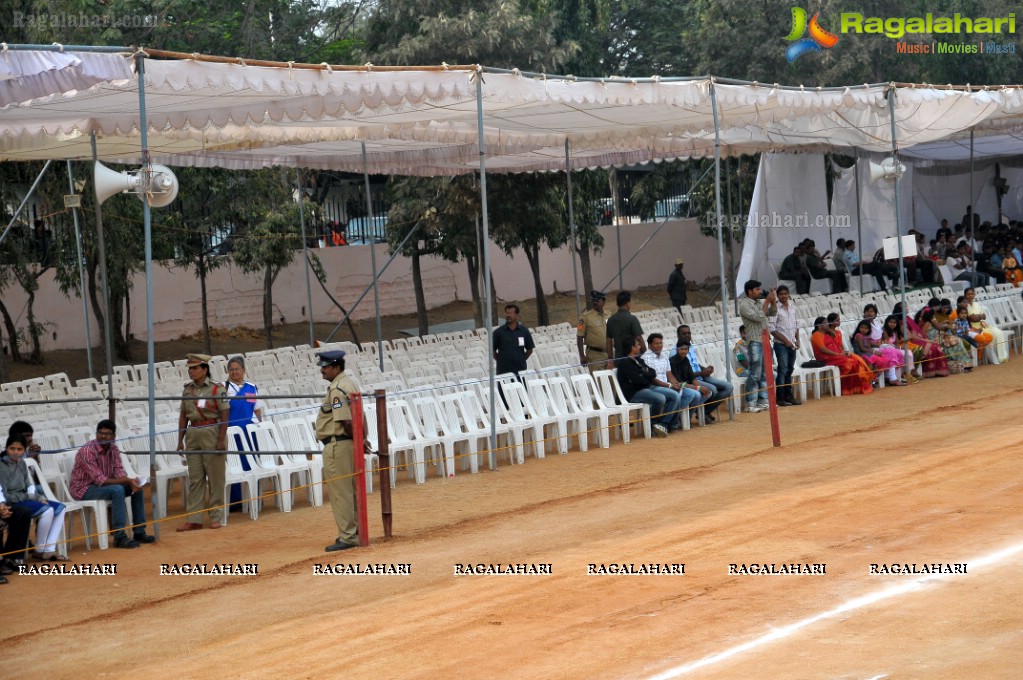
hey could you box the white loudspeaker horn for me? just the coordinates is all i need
[146,164,179,208]
[93,161,179,208]
[94,161,142,205]
[868,158,906,183]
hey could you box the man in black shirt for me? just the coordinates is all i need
[605,290,645,367]
[493,304,535,376]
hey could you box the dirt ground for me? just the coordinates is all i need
[5,285,714,385]
[3,346,1021,678]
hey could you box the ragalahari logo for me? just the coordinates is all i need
[785,7,839,62]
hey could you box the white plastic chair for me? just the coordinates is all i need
[570,373,622,445]
[592,369,651,439]
[274,417,327,505]
[246,422,304,512]
[412,397,474,478]
[386,399,441,484]
[223,425,279,522]
[522,378,572,455]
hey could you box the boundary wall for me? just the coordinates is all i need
[4,219,722,350]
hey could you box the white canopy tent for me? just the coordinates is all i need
[7,46,1023,514]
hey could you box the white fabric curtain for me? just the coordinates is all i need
[735,153,828,290]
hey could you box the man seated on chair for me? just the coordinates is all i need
[617,335,678,438]
[778,245,811,294]
[672,325,734,422]
[641,332,699,430]
[0,483,32,577]
[802,239,847,293]
[69,420,155,549]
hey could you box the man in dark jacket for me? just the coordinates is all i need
[667,259,687,313]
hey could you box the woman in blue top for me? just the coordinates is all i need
[225,356,264,510]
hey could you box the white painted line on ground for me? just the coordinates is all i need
[645,542,1023,680]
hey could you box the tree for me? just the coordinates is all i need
[231,173,307,349]
[488,174,568,326]
[384,177,447,335]
[157,168,238,355]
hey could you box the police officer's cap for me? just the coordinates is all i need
[186,353,212,367]
[316,350,347,367]
[589,290,606,301]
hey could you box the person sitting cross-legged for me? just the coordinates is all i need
[69,420,156,549]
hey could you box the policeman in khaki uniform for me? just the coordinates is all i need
[315,350,362,552]
[176,353,230,531]
[576,290,609,373]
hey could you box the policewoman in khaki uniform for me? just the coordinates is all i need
[176,353,230,531]
[315,350,362,552]
[576,290,608,373]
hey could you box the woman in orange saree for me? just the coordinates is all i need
[810,314,875,396]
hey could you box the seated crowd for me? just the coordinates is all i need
[608,277,1010,433]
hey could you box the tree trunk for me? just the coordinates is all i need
[263,263,274,349]
[523,244,549,326]
[199,254,211,354]
[0,299,21,363]
[111,289,132,362]
[411,249,429,336]
[577,240,595,296]
[466,255,482,327]
[26,285,41,364]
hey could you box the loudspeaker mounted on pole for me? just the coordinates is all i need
[868,158,906,184]
[94,161,179,207]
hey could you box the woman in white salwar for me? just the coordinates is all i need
[964,287,1009,363]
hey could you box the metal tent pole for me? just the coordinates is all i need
[710,81,734,420]
[475,69,497,470]
[361,142,385,372]
[90,132,116,421]
[135,54,160,539]
[853,150,865,295]
[295,169,316,346]
[968,128,975,275]
[565,140,582,320]
[612,169,624,289]
[66,161,95,379]
[887,88,908,346]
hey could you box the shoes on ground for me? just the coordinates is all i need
[133,533,156,544]
[652,424,669,438]
[114,536,140,549]
[325,539,359,553]
[209,521,223,530]
[743,404,764,414]
[176,522,203,532]
[756,400,770,409]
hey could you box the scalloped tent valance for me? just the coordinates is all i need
[3,50,1023,174]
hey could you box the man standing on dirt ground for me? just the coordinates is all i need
[738,280,777,414]
[315,350,361,552]
[493,304,535,378]
[577,290,609,373]
[667,259,687,315]
[176,353,229,532]
[769,285,802,407]
[605,291,645,368]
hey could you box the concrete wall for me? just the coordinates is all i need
[4,219,723,351]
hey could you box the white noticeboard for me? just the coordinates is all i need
[883,235,917,260]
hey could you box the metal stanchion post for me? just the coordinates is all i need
[375,389,392,538]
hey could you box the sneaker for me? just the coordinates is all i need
[756,400,770,410]
[652,424,669,438]
[743,404,763,414]
[114,536,140,549]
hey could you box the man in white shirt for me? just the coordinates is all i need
[769,285,802,406]
[642,332,702,429]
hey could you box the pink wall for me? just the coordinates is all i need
[5,219,722,351]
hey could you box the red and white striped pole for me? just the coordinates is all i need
[762,329,781,448]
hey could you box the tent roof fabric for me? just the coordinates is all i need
[4,50,1023,173]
